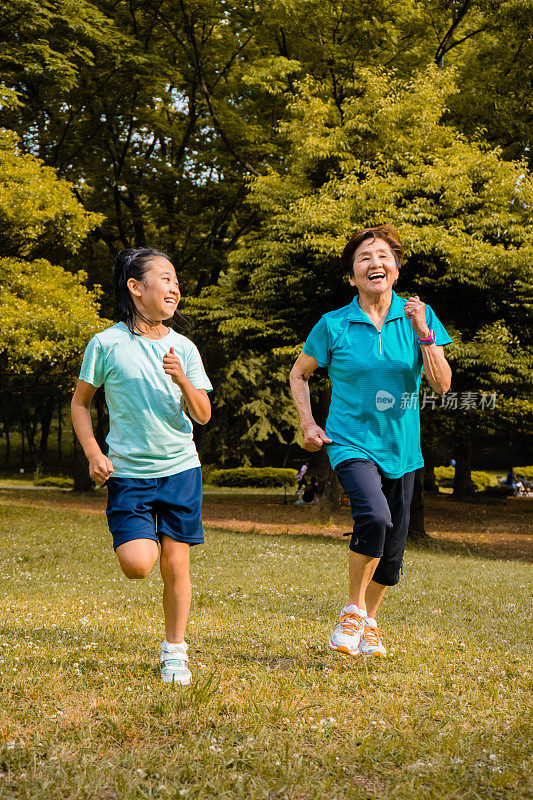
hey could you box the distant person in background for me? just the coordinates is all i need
[505,468,519,496]
[302,476,319,504]
[296,462,309,492]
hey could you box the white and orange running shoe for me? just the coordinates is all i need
[358,618,386,657]
[329,605,366,657]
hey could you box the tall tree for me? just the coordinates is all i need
[0,124,106,479]
[2,0,530,477]
[189,66,533,484]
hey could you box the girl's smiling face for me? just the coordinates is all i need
[127,256,180,322]
[349,237,399,297]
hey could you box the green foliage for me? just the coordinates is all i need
[33,476,74,488]
[0,257,107,384]
[190,348,301,465]
[448,0,533,166]
[434,466,455,487]
[0,129,100,259]
[201,464,217,484]
[0,123,105,474]
[470,471,495,492]
[4,0,529,300]
[192,65,533,468]
[199,65,533,352]
[3,0,532,470]
[435,467,494,492]
[0,127,105,384]
[516,467,533,482]
[208,467,297,487]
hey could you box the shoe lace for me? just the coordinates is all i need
[363,625,383,646]
[339,612,363,634]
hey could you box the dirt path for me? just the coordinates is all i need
[1,489,531,562]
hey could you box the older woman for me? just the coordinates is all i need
[289,225,452,657]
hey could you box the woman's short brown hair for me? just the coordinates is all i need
[340,224,404,277]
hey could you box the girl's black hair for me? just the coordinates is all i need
[113,247,192,334]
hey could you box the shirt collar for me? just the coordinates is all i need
[347,291,405,324]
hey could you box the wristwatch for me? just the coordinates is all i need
[418,329,436,345]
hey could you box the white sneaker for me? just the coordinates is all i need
[329,605,365,657]
[159,640,192,685]
[358,618,386,657]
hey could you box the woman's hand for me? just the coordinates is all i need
[302,424,332,452]
[88,453,114,484]
[163,347,187,385]
[404,295,430,339]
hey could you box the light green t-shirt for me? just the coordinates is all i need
[79,322,212,478]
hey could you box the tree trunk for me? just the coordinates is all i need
[57,399,63,474]
[453,420,476,499]
[19,412,26,472]
[24,409,37,469]
[315,441,332,497]
[408,468,429,544]
[38,397,55,466]
[314,384,332,495]
[318,461,342,515]
[422,450,439,493]
[312,385,342,514]
[0,398,10,470]
[72,426,93,491]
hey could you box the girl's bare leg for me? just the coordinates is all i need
[116,539,158,579]
[159,536,191,643]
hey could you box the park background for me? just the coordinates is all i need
[0,2,532,799]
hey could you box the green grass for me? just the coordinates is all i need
[0,493,531,799]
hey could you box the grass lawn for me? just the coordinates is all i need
[0,490,531,799]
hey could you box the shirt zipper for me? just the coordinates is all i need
[378,330,383,356]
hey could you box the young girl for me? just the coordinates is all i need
[71,247,212,685]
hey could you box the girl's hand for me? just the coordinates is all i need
[88,453,114,484]
[163,347,187,385]
[404,295,429,339]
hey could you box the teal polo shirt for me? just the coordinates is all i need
[302,291,452,478]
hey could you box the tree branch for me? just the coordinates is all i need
[434,0,474,66]
[147,0,260,176]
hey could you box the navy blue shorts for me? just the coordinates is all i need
[105,467,204,550]
[334,459,415,586]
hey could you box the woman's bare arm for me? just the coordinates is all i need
[289,353,332,451]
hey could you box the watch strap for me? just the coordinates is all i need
[418,329,436,345]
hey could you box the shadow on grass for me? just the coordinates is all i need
[424,535,532,563]
[206,522,533,565]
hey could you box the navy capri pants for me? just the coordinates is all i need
[334,459,416,586]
